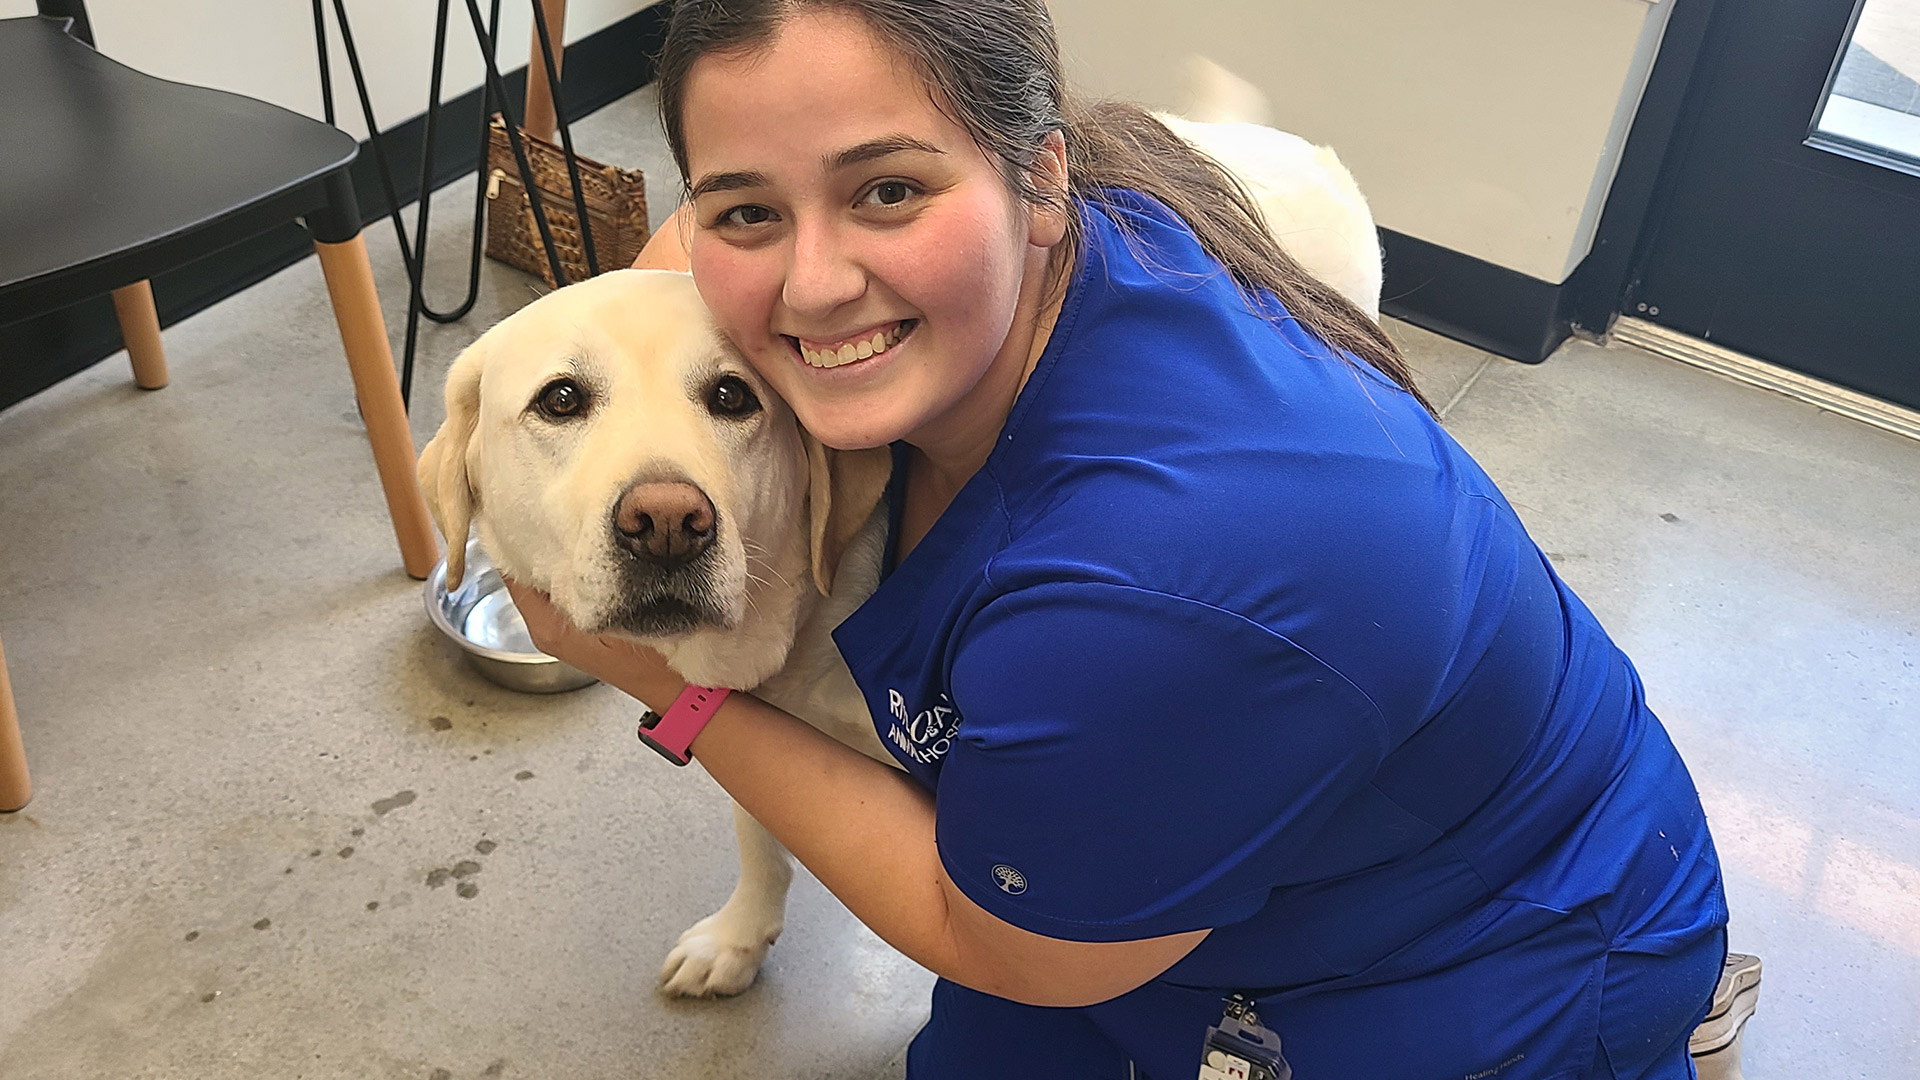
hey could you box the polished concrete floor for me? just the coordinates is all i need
[2,87,1916,1079]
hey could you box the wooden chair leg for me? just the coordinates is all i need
[312,233,440,580]
[111,280,170,389]
[522,0,568,141]
[0,632,31,813]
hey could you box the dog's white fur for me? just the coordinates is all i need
[1161,114,1383,319]
[1162,56,1383,318]
[418,87,1383,998]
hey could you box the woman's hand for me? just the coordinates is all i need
[502,577,688,707]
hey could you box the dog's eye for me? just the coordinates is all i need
[534,378,589,420]
[708,374,761,418]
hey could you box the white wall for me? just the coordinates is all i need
[1047,0,1676,284]
[2,0,658,140]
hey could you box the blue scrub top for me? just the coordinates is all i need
[831,191,1725,1069]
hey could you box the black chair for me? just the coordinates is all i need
[0,2,441,811]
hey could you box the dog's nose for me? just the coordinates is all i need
[613,481,717,566]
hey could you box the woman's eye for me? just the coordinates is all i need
[864,181,913,207]
[720,204,775,227]
[534,378,589,420]
[708,374,762,418]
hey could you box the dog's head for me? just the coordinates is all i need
[417,269,889,684]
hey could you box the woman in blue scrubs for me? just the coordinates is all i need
[512,0,1729,1075]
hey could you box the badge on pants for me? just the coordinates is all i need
[1198,995,1291,1080]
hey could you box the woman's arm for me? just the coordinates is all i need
[692,683,1210,1007]
[505,580,1208,1008]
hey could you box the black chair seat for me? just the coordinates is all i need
[0,14,359,323]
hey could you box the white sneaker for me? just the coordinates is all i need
[1689,952,1761,1080]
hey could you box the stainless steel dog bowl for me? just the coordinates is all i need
[424,539,599,694]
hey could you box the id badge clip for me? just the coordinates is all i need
[1198,995,1291,1080]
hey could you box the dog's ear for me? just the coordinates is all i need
[416,342,486,586]
[803,435,893,596]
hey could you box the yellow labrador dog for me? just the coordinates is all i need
[417,269,894,997]
[417,106,1385,999]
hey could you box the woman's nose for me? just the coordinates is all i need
[782,217,866,317]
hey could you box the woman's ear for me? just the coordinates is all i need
[416,342,486,585]
[803,435,893,596]
[1027,129,1071,249]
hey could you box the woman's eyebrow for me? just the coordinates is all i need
[827,135,945,171]
[688,137,943,199]
[689,169,769,199]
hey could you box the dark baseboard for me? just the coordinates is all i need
[0,2,671,413]
[1379,228,1575,365]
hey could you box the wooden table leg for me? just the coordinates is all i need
[312,233,440,580]
[522,0,569,141]
[111,280,170,390]
[0,632,31,813]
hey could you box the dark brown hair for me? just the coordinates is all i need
[655,0,1431,412]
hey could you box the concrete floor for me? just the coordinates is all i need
[3,86,1917,1079]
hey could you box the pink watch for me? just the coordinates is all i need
[636,684,731,766]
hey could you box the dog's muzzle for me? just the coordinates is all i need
[606,480,730,636]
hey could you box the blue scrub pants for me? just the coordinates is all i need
[906,926,1725,1080]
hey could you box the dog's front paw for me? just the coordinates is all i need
[658,906,782,998]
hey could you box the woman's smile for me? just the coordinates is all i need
[786,319,917,371]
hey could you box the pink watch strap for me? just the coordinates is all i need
[636,684,731,766]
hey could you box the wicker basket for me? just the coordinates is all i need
[484,115,649,287]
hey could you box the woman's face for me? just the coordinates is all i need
[678,11,1065,455]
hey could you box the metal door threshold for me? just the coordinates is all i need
[1611,317,1920,444]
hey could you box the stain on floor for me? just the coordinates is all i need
[372,791,418,816]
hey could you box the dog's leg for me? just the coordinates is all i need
[659,800,794,997]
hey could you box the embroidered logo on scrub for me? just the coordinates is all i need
[884,689,962,766]
[991,864,1028,895]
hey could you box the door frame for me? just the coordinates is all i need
[1564,0,1728,340]
[1377,0,1731,362]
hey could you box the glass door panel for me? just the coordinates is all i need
[1811,0,1920,173]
